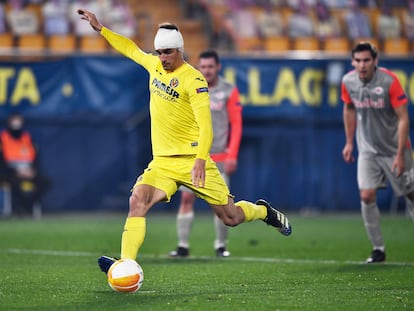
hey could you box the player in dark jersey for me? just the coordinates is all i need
[169,50,242,258]
[342,42,414,263]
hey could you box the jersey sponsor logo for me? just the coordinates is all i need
[353,98,385,108]
[210,91,226,110]
[191,142,198,147]
[214,91,226,100]
[196,87,208,93]
[151,78,179,99]
[210,101,225,110]
[195,77,205,82]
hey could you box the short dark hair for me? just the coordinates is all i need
[199,50,220,64]
[352,42,378,59]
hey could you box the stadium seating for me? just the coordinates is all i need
[203,2,412,56]
[0,1,413,57]
[17,34,46,52]
[178,20,208,63]
[362,7,380,37]
[322,37,350,54]
[48,34,77,54]
[79,35,108,54]
[383,37,410,56]
[292,37,320,51]
[128,0,182,24]
[0,33,14,49]
[263,36,290,52]
[236,37,264,52]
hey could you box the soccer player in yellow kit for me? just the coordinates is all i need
[78,9,292,275]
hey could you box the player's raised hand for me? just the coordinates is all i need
[77,9,102,32]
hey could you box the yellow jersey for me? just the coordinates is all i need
[101,27,213,160]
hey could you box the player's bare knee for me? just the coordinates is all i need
[360,190,376,204]
[360,195,375,204]
[129,190,151,211]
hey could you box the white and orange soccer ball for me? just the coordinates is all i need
[107,259,144,293]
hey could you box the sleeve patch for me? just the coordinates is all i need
[196,87,209,93]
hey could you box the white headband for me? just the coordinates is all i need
[154,28,184,50]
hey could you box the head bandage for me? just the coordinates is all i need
[154,28,184,50]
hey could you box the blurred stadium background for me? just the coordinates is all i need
[0,0,413,215]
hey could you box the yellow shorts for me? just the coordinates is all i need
[133,155,231,205]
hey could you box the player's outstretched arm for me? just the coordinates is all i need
[78,8,143,61]
[77,9,102,32]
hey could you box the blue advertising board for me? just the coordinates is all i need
[0,56,149,120]
[0,55,412,212]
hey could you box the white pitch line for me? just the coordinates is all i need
[163,255,414,266]
[5,248,97,257]
[3,248,414,267]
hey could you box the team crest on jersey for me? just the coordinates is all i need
[170,78,179,88]
[373,87,383,95]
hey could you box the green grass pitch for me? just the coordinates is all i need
[0,212,413,310]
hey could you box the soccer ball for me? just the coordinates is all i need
[107,259,144,293]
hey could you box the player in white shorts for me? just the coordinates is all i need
[169,50,243,258]
[342,42,414,263]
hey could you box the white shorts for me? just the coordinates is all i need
[357,150,414,196]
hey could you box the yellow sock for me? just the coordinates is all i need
[121,217,146,260]
[235,200,267,222]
